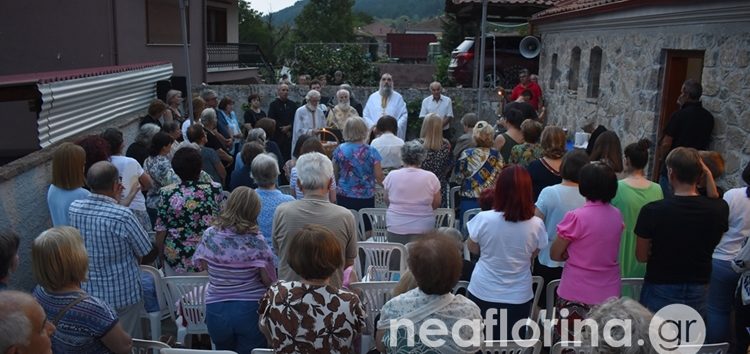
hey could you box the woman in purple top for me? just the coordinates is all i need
[193,187,278,354]
[550,160,624,340]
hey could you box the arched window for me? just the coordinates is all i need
[550,53,558,90]
[587,46,603,98]
[568,47,581,91]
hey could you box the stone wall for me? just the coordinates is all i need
[205,84,501,139]
[0,113,143,291]
[538,21,750,187]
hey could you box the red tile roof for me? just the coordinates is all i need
[0,61,170,87]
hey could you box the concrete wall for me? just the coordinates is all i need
[203,84,501,137]
[536,5,750,187]
[0,113,143,291]
[0,0,115,74]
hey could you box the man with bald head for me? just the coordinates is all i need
[363,73,408,140]
[69,161,152,338]
[419,81,454,140]
[268,83,299,162]
[0,291,55,354]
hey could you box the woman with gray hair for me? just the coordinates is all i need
[200,108,234,168]
[383,141,441,244]
[582,297,656,354]
[126,123,161,166]
[252,153,294,252]
[332,117,384,232]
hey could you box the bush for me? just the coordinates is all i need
[291,44,379,86]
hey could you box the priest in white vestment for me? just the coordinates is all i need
[362,73,408,140]
[291,90,326,153]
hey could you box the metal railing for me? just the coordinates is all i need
[206,42,273,73]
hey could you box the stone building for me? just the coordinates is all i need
[531,0,750,186]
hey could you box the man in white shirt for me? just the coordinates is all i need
[292,90,326,153]
[363,73,408,140]
[419,81,454,140]
[370,116,404,171]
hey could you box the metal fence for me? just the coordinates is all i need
[206,42,273,74]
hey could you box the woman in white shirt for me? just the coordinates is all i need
[384,141,441,244]
[466,165,547,340]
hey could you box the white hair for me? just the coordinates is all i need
[251,153,280,187]
[246,128,266,143]
[305,89,321,101]
[296,152,333,191]
[200,108,217,126]
[0,291,33,351]
[583,297,656,354]
[136,123,161,145]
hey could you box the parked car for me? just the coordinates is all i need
[448,36,539,88]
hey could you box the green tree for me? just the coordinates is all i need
[238,0,291,66]
[291,44,378,86]
[294,0,355,43]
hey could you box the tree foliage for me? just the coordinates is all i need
[291,44,379,86]
[238,0,291,65]
[294,0,356,43]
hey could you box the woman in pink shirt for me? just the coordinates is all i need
[550,160,623,339]
[384,141,441,244]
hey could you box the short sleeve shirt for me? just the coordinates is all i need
[332,142,382,198]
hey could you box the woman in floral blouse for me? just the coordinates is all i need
[419,113,453,205]
[155,147,224,274]
[509,119,544,167]
[259,224,365,354]
[193,186,277,353]
[332,117,384,230]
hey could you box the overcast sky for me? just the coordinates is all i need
[246,0,298,14]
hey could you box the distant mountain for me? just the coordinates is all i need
[268,0,445,26]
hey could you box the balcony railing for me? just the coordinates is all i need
[206,42,273,73]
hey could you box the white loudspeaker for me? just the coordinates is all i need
[520,36,541,59]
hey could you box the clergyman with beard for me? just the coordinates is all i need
[363,73,408,140]
[327,89,360,130]
[292,89,327,152]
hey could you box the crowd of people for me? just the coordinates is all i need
[0,73,748,354]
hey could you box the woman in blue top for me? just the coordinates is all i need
[332,117,384,231]
[47,143,90,226]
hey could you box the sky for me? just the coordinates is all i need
[246,0,298,14]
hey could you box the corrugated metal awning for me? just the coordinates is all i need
[35,63,173,148]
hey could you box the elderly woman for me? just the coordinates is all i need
[327,88,359,131]
[332,117,384,225]
[252,153,294,252]
[376,234,482,353]
[259,224,365,353]
[144,132,178,222]
[452,121,504,221]
[466,165,547,340]
[218,97,243,153]
[101,128,154,231]
[236,128,281,171]
[193,187,277,353]
[48,143,90,226]
[254,118,284,164]
[528,126,566,201]
[384,141,441,244]
[126,123,161,166]
[164,89,184,124]
[292,90,327,153]
[582,298,656,353]
[229,141,265,191]
[550,161,623,339]
[201,108,234,166]
[155,147,224,274]
[31,226,132,353]
[419,113,453,202]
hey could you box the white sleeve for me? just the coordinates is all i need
[362,95,376,129]
[419,97,428,118]
[446,97,454,118]
[396,98,408,140]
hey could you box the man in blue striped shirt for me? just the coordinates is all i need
[70,161,153,338]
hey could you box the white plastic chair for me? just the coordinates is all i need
[132,339,170,354]
[679,343,730,354]
[162,276,210,346]
[461,207,482,236]
[358,242,407,281]
[358,208,388,242]
[250,349,274,354]
[350,281,398,353]
[545,279,561,320]
[452,280,469,295]
[621,277,644,301]
[549,341,587,354]
[160,350,237,354]
[139,265,171,341]
[531,276,543,320]
[349,209,365,241]
[434,208,456,229]
[483,339,542,354]
[374,184,386,208]
[278,185,293,196]
[448,185,461,210]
